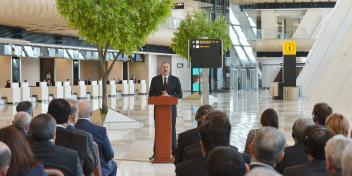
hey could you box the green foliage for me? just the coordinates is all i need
[171,11,231,60]
[56,0,173,55]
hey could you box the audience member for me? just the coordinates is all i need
[5,80,10,88]
[0,126,46,176]
[28,114,83,176]
[276,118,315,173]
[325,113,350,136]
[12,111,31,137]
[244,108,278,154]
[284,126,333,176]
[76,101,117,176]
[47,99,94,176]
[176,110,234,176]
[248,127,285,174]
[246,167,281,176]
[16,101,33,116]
[206,146,248,176]
[312,103,332,126]
[0,141,11,176]
[341,144,352,176]
[325,135,352,176]
[67,99,98,169]
[174,105,214,164]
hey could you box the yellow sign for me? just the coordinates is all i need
[283,41,296,55]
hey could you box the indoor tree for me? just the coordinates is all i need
[56,0,173,112]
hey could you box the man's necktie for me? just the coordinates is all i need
[163,77,167,90]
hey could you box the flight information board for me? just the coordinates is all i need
[189,39,222,68]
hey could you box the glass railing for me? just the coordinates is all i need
[159,17,183,30]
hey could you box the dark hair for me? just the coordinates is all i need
[292,118,315,143]
[304,126,333,160]
[0,126,39,176]
[198,111,231,154]
[47,99,71,124]
[312,103,332,126]
[16,101,33,116]
[260,108,278,128]
[195,105,214,126]
[207,146,245,176]
[30,114,56,141]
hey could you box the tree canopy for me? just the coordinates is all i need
[171,11,231,60]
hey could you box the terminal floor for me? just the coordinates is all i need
[0,90,318,176]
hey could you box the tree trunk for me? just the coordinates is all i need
[98,48,109,113]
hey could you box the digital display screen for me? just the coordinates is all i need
[191,68,203,92]
[189,39,222,68]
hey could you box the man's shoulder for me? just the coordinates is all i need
[176,157,205,176]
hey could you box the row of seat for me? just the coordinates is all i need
[0,80,147,104]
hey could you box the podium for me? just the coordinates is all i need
[148,96,178,163]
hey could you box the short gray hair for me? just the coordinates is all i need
[67,99,78,115]
[253,127,286,166]
[245,167,281,176]
[78,101,92,119]
[342,144,352,176]
[325,135,352,171]
[30,114,56,141]
[292,118,315,143]
[13,112,31,129]
[0,141,11,170]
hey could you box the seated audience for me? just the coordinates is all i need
[276,118,315,173]
[174,105,214,164]
[325,135,352,176]
[16,101,33,116]
[12,111,31,137]
[28,114,83,176]
[247,127,285,175]
[342,144,352,176]
[76,101,117,176]
[206,146,248,176]
[0,126,46,176]
[67,99,98,169]
[47,99,94,176]
[312,102,332,126]
[0,141,11,176]
[284,126,333,176]
[325,113,350,136]
[244,108,278,154]
[176,111,235,176]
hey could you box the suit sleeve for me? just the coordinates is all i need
[149,77,157,97]
[175,78,183,99]
[76,154,84,176]
[174,134,184,164]
[102,128,115,161]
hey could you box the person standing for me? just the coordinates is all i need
[149,62,183,159]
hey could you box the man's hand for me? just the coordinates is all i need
[161,90,169,96]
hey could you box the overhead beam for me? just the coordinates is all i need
[240,2,336,10]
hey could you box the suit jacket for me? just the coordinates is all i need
[66,125,98,174]
[29,140,83,176]
[149,75,183,117]
[55,126,93,175]
[275,143,308,174]
[174,128,200,164]
[175,157,208,176]
[284,159,328,176]
[75,119,115,176]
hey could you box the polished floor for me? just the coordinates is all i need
[0,90,319,176]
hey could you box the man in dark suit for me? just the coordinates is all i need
[276,118,315,173]
[29,113,83,176]
[284,127,332,176]
[174,105,213,164]
[75,101,117,176]
[149,62,183,158]
[47,99,94,176]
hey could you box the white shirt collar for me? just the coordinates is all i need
[78,118,91,122]
[56,124,66,129]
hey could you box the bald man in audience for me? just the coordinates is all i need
[12,111,31,137]
[0,142,11,176]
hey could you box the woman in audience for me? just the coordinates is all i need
[325,113,350,136]
[0,126,47,176]
[244,108,278,154]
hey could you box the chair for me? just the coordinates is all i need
[44,168,64,176]
[93,142,102,176]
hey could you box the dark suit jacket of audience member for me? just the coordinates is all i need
[66,125,98,173]
[55,126,94,175]
[174,128,200,164]
[75,119,115,176]
[284,159,328,176]
[176,157,208,176]
[275,143,308,174]
[29,140,83,176]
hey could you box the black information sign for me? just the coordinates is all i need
[189,39,222,68]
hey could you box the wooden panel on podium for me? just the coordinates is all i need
[148,96,178,163]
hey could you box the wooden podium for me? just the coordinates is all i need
[148,96,178,163]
